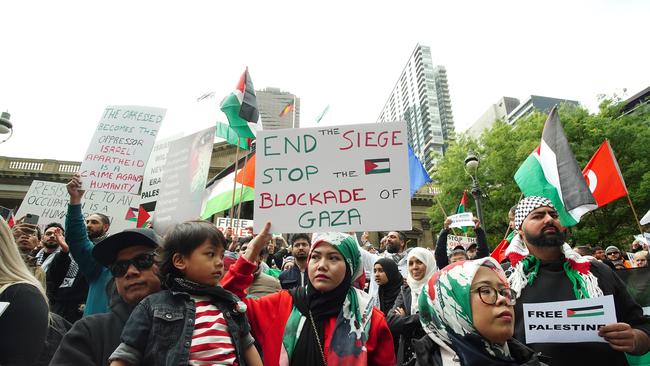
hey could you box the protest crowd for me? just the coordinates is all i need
[1,82,650,366]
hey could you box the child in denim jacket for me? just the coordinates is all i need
[109,221,262,366]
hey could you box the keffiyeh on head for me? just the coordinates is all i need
[514,196,554,230]
[418,257,511,359]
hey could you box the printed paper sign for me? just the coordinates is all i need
[16,180,139,233]
[447,235,477,250]
[215,218,254,237]
[523,295,616,344]
[153,127,215,236]
[448,212,474,228]
[253,122,411,233]
[79,105,166,194]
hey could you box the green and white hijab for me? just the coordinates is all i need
[280,232,374,366]
[419,257,512,363]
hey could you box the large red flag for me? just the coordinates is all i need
[582,140,628,208]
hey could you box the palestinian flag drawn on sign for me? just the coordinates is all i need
[136,205,151,228]
[566,305,604,317]
[514,106,597,227]
[364,158,390,175]
[125,207,138,222]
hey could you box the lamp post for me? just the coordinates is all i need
[464,152,485,227]
[0,112,13,144]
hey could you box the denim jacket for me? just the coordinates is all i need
[110,289,254,365]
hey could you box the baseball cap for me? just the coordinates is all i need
[92,228,161,267]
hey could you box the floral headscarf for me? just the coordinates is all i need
[418,257,512,361]
[281,232,374,366]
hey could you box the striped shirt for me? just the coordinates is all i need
[189,296,238,365]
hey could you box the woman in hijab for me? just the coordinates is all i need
[414,257,545,366]
[375,258,403,315]
[224,223,396,366]
[388,247,437,365]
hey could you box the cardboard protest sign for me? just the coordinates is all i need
[447,235,477,250]
[448,212,474,228]
[16,180,139,233]
[254,122,411,233]
[153,127,215,235]
[79,105,166,194]
[138,134,183,227]
[215,218,253,237]
[523,295,616,343]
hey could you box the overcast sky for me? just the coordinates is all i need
[1,0,647,162]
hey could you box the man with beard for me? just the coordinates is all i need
[605,246,632,269]
[34,223,64,271]
[279,233,310,289]
[65,173,113,316]
[504,196,650,365]
[359,231,412,304]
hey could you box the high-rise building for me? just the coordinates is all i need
[466,96,520,138]
[506,95,579,125]
[377,44,454,173]
[256,87,300,130]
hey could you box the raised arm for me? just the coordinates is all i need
[434,219,451,269]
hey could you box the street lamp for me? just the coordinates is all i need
[0,112,13,144]
[464,152,485,227]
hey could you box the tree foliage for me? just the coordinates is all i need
[428,100,650,250]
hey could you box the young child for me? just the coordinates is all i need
[109,220,262,366]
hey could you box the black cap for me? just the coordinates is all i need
[92,228,161,267]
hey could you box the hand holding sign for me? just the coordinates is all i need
[66,174,85,205]
[448,212,474,229]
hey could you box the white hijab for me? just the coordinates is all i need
[406,247,437,314]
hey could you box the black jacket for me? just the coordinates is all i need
[387,285,425,365]
[46,250,89,323]
[50,284,134,366]
[435,227,489,269]
[412,335,546,366]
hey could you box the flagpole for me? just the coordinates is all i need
[291,95,296,129]
[235,151,249,224]
[627,195,645,235]
[434,194,457,236]
[228,140,241,230]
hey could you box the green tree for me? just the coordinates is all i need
[429,100,650,250]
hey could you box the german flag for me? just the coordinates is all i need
[279,102,294,117]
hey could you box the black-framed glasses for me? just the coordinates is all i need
[607,252,619,256]
[473,286,517,306]
[109,252,156,277]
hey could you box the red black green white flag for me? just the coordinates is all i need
[514,106,596,226]
[364,158,390,175]
[457,191,468,233]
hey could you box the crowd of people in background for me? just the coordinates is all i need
[1,174,650,366]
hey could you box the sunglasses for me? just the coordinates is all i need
[109,252,156,277]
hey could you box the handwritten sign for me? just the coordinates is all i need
[15,180,139,233]
[215,218,253,237]
[448,212,474,228]
[523,295,616,344]
[447,235,477,250]
[153,127,215,236]
[79,105,166,194]
[253,122,411,233]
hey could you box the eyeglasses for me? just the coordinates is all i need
[473,286,517,306]
[109,252,156,277]
[606,252,619,256]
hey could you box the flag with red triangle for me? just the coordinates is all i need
[582,140,628,208]
[125,207,138,222]
[137,205,151,228]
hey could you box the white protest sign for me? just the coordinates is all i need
[215,218,254,237]
[448,212,474,228]
[153,127,215,236]
[447,235,477,250]
[79,105,166,194]
[641,209,650,225]
[16,180,139,233]
[254,122,411,233]
[523,295,616,344]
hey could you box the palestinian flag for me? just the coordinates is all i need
[364,158,390,175]
[201,151,255,219]
[220,68,258,139]
[216,122,250,149]
[582,140,628,208]
[136,205,151,228]
[125,207,138,222]
[566,305,604,317]
[279,102,294,117]
[514,107,596,226]
[457,191,468,233]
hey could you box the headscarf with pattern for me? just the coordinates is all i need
[419,257,513,364]
[280,232,374,366]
